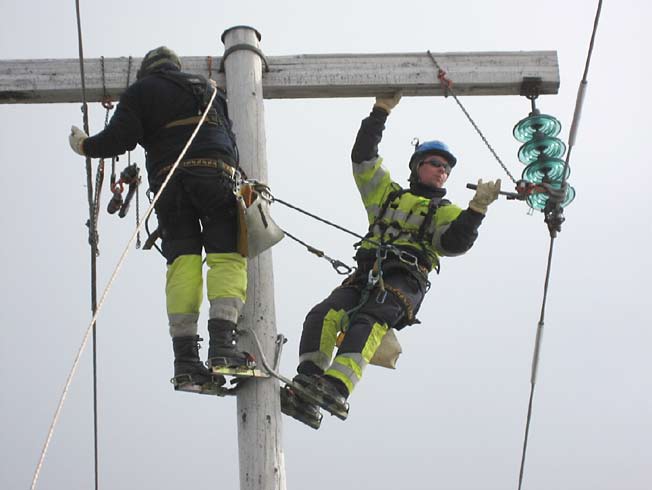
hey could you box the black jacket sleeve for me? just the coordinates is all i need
[83,86,143,158]
[439,208,485,254]
[351,106,388,164]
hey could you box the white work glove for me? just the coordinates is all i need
[469,178,501,214]
[69,125,88,156]
[374,92,402,114]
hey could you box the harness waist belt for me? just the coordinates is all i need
[357,248,431,276]
[164,115,218,129]
[156,158,236,179]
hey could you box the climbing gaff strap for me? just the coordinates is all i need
[233,178,285,258]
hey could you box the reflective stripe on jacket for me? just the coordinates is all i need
[353,156,464,271]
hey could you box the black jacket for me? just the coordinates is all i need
[83,65,238,188]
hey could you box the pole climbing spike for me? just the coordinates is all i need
[170,375,240,397]
[288,374,350,421]
[209,355,269,379]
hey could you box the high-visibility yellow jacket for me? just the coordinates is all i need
[351,107,484,272]
[353,156,471,272]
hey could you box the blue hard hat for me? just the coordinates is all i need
[409,140,457,175]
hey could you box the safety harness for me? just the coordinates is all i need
[337,188,448,343]
[356,187,450,274]
[154,71,239,162]
[142,72,242,253]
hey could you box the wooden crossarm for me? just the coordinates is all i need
[0,51,558,104]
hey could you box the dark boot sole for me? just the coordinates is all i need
[170,375,233,396]
[281,386,322,429]
[291,381,349,420]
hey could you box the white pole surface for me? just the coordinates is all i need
[221,26,286,490]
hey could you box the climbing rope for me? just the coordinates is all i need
[30,43,219,490]
[517,2,603,489]
[426,51,518,185]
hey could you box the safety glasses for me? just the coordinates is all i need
[420,157,452,174]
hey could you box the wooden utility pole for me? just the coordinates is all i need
[221,26,286,490]
[0,27,560,490]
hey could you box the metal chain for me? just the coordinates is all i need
[426,51,517,184]
[126,55,132,86]
[135,175,141,249]
[124,55,141,248]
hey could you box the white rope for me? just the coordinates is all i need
[31,86,219,490]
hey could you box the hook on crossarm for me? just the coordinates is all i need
[520,76,542,114]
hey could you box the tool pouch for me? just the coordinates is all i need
[369,328,402,369]
[236,181,284,258]
[335,311,403,370]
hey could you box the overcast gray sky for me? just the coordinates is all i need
[1,1,650,489]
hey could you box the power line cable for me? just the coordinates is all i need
[517,2,603,489]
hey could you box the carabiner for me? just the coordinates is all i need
[331,260,354,276]
[376,288,388,304]
[398,250,419,267]
[368,269,381,287]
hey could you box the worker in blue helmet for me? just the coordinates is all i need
[281,93,501,429]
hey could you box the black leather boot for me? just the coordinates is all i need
[172,335,224,390]
[207,319,252,369]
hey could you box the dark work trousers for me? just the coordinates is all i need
[154,168,238,264]
[299,261,428,371]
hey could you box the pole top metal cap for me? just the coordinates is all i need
[221,26,262,43]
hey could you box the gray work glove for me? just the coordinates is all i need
[69,125,88,156]
[469,178,501,214]
[374,92,402,114]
